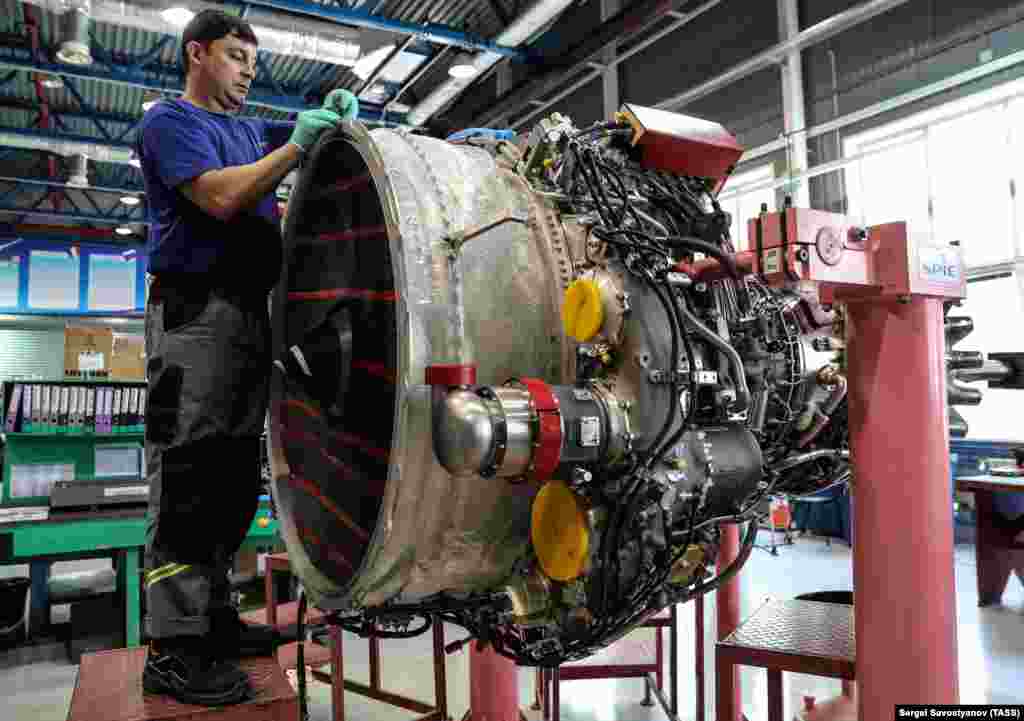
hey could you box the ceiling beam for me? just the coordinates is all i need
[233,0,527,59]
[0,176,143,197]
[0,204,148,226]
[655,0,914,111]
[469,0,723,128]
[0,50,403,122]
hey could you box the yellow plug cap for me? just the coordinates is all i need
[561,279,605,342]
[531,480,590,582]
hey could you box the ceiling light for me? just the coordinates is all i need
[448,62,477,80]
[36,73,64,89]
[115,226,133,236]
[119,195,141,207]
[56,7,93,65]
[161,7,195,27]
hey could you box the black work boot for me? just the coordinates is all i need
[143,636,252,706]
[212,606,282,658]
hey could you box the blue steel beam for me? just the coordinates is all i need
[0,179,142,197]
[0,234,143,250]
[230,0,526,58]
[0,50,405,122]
[0,205,148,225]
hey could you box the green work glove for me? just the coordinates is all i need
[322,88,359,121]
[288,108,342,152]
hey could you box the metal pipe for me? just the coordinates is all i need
[739,46,1024,164]
[657,0,915,112]
[0,127,133,163]
[772,448,850,472]
[953,360,1012,385]
[677,302,751,413]
[0,176,140,196]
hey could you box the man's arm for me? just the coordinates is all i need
[180,142,300,222]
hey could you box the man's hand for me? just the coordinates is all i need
[322,89,359,122]
[288,108,342,152]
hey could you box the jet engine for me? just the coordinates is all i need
[266,107,997,667]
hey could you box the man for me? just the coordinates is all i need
[136,9,357,706]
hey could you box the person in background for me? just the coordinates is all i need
[136,8,357,706]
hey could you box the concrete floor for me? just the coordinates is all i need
[1,531,1022,721]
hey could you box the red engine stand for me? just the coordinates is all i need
[689,210,966,718]
[463,645,525,721]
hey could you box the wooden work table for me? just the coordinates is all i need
[956,474,1024,606]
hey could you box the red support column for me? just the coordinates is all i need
[715,522,742,721]
[845,296,959,716]
[464,645,521,721]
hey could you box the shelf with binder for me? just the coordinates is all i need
[1,380,147,507]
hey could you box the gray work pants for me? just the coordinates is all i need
[143,282,270,639]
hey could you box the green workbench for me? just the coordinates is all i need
[0,506,281,647]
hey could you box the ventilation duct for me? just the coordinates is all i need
[23,0,367,68]
[67,153,89,186]
[405,0,576,127]
[56,0,93,66]
[0,131,134,165]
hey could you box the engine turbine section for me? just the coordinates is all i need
[267,110,862,666]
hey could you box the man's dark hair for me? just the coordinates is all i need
[180,10,259,74]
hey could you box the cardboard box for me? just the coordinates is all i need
[64,326,114,378]
[110,335,146,381]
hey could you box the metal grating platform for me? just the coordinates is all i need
[717,599,855,683]
[722,599,855,662]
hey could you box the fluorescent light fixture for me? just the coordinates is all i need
[161,6,195,27]
[352,45,394,81]
[448,62,477,80]
[115,226,133,236]
[119,195,141,207]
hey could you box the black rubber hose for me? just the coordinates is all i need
[297,590,308,721]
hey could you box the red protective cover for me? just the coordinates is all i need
[620,104,744,192]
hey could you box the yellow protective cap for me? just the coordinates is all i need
[531,480,590,582]
[561,279,605,342]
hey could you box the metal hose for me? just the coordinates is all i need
[677,301,751,413]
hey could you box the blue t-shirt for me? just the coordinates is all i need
[137,99,294,280]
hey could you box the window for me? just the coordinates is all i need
[721,164,776,252]
[928,107,1014,266]
[0,257,20,307]
[844,76,1024,269]
[88,254,137,311]
[28,250,79,310]
[846,129,931,243]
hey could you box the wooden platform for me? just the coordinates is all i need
[66,647,299,721]
[240,600,326,632]
[276,640,333,671]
